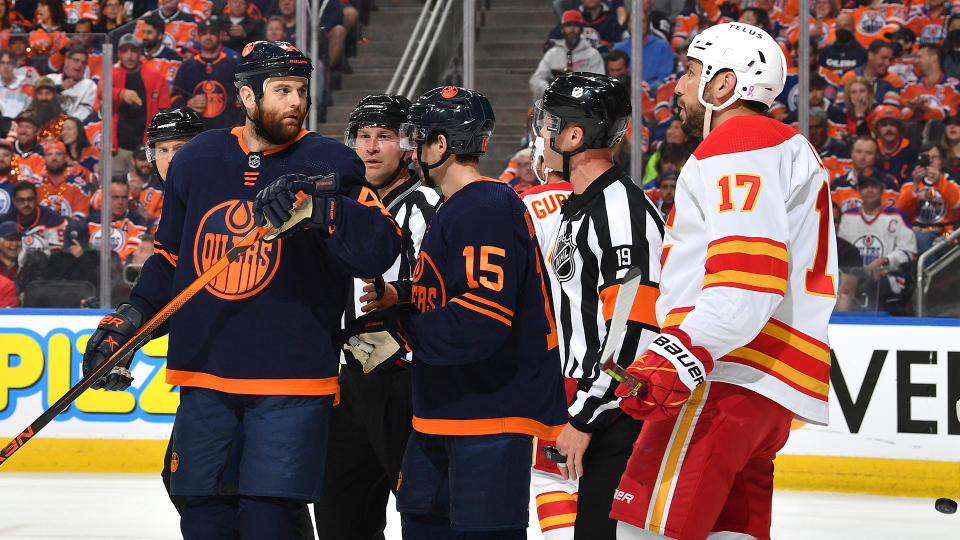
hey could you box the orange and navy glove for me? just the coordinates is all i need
[615,328,714,421]
[82,303,146,391]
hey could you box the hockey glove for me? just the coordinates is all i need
[615,328,714,422]
[253,173,341,241]
[82,303,147,391]
[341,310,411,374]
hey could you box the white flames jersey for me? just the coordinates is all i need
[837,206,917,270]
[521,181,574,370]
[660,115,837,425]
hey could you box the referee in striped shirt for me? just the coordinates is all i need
[535,73,664,538]
[315,94,440,540]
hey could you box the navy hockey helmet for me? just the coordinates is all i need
[145,108,203,162]
[344,94,412,148]
[399,86,495,157]
[234,41,313,101]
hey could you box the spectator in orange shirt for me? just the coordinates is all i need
[907,0,950,44]
[898,142,960,255]
[901,43,960,122]
[35,140,90,219]
[86,179,147,260]
[941,113,960,178]
[840,39,904,106]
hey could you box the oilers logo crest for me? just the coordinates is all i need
[0,188,10,215]
[90,225,126,253]
[194,200,282,300]
[857,11,887,36]
[551,227,577,282]
[411,250,445,312]
[854,234,884,264]
[21,233,47,252]
[194,80,229,118]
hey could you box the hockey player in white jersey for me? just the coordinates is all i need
[536,72,664,539]
[520,137,577,539]
[610,23,838,540]
[837,172,916,313]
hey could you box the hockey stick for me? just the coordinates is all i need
[0,194,314,467]
[600,266,648,397]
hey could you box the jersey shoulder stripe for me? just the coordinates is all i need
[693,115,800,160]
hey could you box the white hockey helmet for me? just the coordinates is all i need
[686,22,787,112]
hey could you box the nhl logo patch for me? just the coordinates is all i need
[552,230,577,282]
[248,153,261,169]
[572,87,584,98]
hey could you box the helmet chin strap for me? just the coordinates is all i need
[385,156,412,186]
[702,103,715,138]
[548,134,586,182]
[415,144,451,189]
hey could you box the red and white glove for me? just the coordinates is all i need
[615,328,714,421]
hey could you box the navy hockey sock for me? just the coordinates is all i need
[237,495,305,540]
[181,495,239,540]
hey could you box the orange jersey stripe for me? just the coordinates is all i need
[703,270,788,295]
[155,246,178,267]
[166,369,339,402]
[724,320,830,400]
[461,292,514,317]
[413,416,564,440]
[600,282,660,328]
[707,235,788,255]
[661,306,693,329]
[450,297,512,326]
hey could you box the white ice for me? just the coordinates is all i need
[0,474,955,539]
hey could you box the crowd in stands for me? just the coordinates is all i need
[0,0,373,308]
[507,0,960,316]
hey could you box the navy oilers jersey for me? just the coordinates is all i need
[130,127,401,398]
[405,178,568,440]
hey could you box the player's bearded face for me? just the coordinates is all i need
[676,61,708,137]
[257,78,308,144]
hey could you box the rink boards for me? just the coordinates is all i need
[0,310,957,498]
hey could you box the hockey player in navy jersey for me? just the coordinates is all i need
[81,41,400,539]
[342,86,568,539]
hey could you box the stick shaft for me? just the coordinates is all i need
[0,224,271,466]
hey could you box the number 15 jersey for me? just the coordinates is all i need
[661,115,837,425]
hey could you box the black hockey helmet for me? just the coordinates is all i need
[344,94,412,148]
[535,72,631,149]
[234,41,313,101]
[399,86,495,157]
[145,108,203,161]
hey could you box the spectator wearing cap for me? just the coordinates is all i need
[36,139,91,219]
[645,169,677,219]
[840,40,904,106]
[529,10,604,99]
[838,171,917,314]
[820,13,868,76]
[4,180,65,255]
[898,143,960,253]
[901,44,960,123]
[940,113,960,178]
[171,16,241,131]
[141,14,184,90]
[24,76,68,141]
[12,112,42,159]
[104,33,171,176]
[46,48,98,121]
[547,0,623,50]
[224,0,266,52]
[0,220,22,284]
[907,0,950,45]
[870,104,920,184]
[0,49,33,124]
[611,18,674,88]
[831,135,902,212]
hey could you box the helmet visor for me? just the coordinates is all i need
[399,123,427,151]
[346,124,402,151]
[533,101,562,136]
[145,144,157,163]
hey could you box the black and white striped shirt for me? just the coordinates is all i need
[346,173,441,322]
[548,165,664,432]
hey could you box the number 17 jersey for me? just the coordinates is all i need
[661,115,837,425]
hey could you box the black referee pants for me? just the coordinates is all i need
[574,413,644,539]
[315,364,413,540]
